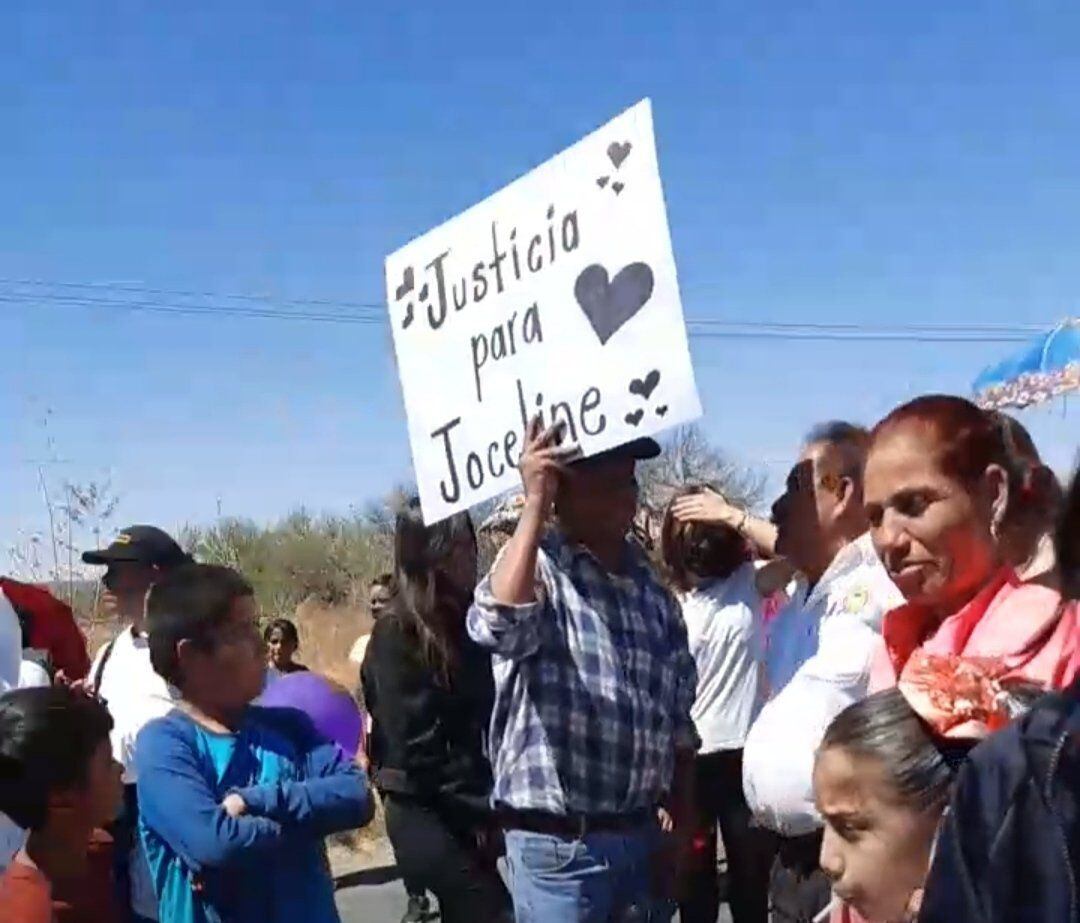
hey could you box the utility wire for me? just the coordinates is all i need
[0,283,1041,342]
[0,276,383,312]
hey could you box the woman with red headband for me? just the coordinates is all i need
[863,394,1079,694]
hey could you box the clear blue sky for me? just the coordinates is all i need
[3,1,1079,561]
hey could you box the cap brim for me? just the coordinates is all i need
[625,437,662,460]
[81,549,148,565]
[571,437,662,468]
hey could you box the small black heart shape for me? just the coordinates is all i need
[656,405,668,417]
[607,141,632,169]
[629,370,661,400]
[394,267,415,302]
[612,181,625,195]
[597,176,610,188]
[625,409,644,427]
[402,303,415,330]
[574,262,655,345]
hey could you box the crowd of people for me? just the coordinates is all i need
[0,392,1077,923]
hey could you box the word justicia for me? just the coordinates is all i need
[415,204,580,332]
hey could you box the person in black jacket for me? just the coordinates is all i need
[362,498,511,923]
[919,465,1080,923]
[1060,462,1080,601]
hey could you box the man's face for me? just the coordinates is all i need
[556,457,639,542]
[771,443,845,575]
[102,563,158,622]
[181,595,267,709]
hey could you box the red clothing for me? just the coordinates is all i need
[0,578,90,680]
[0,833,116,923]
[870,568,1080,695]
[0,861,54,923]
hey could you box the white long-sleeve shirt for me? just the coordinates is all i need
[680,562,766,754]
[742,534,902,836]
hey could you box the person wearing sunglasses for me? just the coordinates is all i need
[82,525,192,923]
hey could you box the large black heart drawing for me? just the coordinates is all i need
[629,370,660,400]
[607,141,632,169]
[574,263,655,345]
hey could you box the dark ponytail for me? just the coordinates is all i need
[820,689,961,813]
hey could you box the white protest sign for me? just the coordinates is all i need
[385,98,702,523]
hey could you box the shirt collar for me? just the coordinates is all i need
[546,529,642,581]
[800,533,876,609]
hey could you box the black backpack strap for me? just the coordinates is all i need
[92,635,120,693]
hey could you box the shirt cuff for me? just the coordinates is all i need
[473,571,542,612]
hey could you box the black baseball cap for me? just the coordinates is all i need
[82,525,192,568]
[570,437,661,469]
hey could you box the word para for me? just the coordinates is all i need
[470,303,544,402]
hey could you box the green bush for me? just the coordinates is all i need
[181,509,393,618]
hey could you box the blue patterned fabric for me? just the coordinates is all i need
[467,531,698,815]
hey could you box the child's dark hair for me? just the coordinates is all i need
[147,563,254,686]
[0,686,114,830]
[264,618,300,647]
[820,688,960,813]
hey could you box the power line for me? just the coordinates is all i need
[0,284,1040,342]
[0,276,382,312]
[0,278,1049,334]
[686,328,1028,343]
[686,318,1045,334]
[0,293,384,325]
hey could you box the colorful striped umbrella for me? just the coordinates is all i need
[973,318,1080,410]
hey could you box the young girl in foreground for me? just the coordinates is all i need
[813,687,954,923]
[813,671,1036,923]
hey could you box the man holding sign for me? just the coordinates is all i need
[467,419,698,921]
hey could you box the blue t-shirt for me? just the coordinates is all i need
[136,706,369,923]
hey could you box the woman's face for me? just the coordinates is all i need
[815,746,941,923]
[368,583,392,618]
[266,627,296,669]
[864,425,1001,615]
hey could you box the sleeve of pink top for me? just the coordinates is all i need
[867,635,897,693]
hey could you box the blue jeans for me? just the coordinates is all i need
[505,826,673,922]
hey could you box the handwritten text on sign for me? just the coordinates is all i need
[385,99,701,523]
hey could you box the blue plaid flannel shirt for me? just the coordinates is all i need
[467,530,699,815]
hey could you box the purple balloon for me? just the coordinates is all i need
[258,672,365,759]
